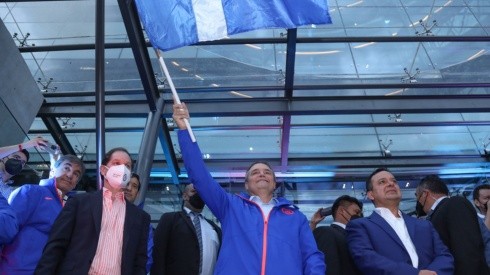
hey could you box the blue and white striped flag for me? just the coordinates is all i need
[134,0,332,51]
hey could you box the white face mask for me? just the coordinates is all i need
[104,164,131,190]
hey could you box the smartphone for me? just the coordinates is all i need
[41,142,59,155]
[319,207,332,217]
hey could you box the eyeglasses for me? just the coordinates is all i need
[9,155,26,166]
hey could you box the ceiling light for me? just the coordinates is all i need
[295,50,340,55]
[230,91,253,98]
[245,44,262,50]
[353,42,375,49]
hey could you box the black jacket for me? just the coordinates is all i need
[151,210,222,275]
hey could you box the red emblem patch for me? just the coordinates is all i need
[281,208,294,215]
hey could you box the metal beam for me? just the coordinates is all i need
[17,36,490,53]
[117,0,159,110]
[157,116,180,185]
[40,82,490,98]
[28,120,490,136]
[284,29,297,99]
[280,115,291,173]
[40,116,76,155]
[38,97,490,117]
[95,0,105,190]
[134,97,165,206]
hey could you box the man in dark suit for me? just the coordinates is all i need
[473,184,490,267]
[416,175,490,275]
[151,183,221,275]
[346,168,454,275]
[310,195,362,275]
[35,147,150,275]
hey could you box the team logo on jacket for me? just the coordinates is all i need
[281,208,294,215]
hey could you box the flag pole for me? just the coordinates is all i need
[154,48,196,142]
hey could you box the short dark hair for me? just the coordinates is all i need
[244,161,276,184]
[100,147,132,182]
[54,154,85,181]
[473,184,490,200]
[418,174,449,196]
[332,195,363,218]
[366,167,390,191]
[20,149,30,162]
[102,147,132,167]
[131,172,141,191]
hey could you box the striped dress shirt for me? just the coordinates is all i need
[89,188,126,275]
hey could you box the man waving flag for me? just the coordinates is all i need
[134,0,332,51]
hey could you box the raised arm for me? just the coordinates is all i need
[0,136,48,159]
[173,102,230,220]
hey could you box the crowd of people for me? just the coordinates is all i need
[0,103,489,274]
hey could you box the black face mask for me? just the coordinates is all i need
[188,193,205,210]
[415,201,426,218]
[349,214,362,221]
[3,158,24,176]
[342,211,362,223]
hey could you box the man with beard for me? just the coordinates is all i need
[346,168,454,275]
[151,183,221,275]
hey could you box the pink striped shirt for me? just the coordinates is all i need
[88,188,126,275]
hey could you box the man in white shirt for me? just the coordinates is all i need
[346,168,454,275]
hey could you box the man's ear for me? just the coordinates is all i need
[367,190,374,201]
[244,182,249,191]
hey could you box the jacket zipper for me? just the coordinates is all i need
[247,199,273,275]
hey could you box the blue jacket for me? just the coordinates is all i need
[346,211,454,275]
[0,178,64,274]
[0,194,18,245]
[179,130,325,275]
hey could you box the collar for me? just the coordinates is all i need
[332,221,346,229]
[431,196,448,211]
[184,206,202,215]
[478,212,485,219]
[103,187,125,201]
[373,207,402,218]
[249,195,278,205]
[238,192,298,209]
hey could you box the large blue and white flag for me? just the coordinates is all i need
[134,0,332,51]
